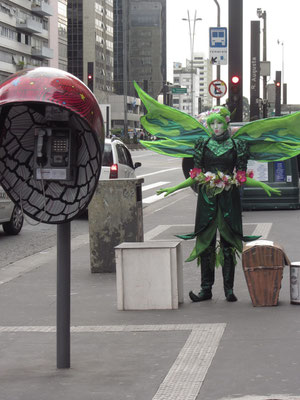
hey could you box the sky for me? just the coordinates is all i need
[166,0,300,104]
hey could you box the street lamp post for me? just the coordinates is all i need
[257,8,267,118]
[182,11,202,116]
[214,0,221,106]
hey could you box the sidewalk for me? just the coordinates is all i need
[1,217,300,400]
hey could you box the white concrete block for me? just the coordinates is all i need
[115,241,183,310]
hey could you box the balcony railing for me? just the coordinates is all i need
[32,46,53,59]
[16,18,43,34]
[31,1,53,17]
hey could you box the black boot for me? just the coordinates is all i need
[222,247,237,302]
[189,248,215,302]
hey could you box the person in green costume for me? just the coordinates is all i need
[133,81,300,303]
[157,107,280,303]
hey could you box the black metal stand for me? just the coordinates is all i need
[56,222,71,369]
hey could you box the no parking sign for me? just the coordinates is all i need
[209,79,227,98]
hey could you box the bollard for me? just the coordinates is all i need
[290,262,300,305]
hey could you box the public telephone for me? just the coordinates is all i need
[34,127,76,182]
[33,105,77,182]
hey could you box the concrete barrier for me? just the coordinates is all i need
[115,241,183,310]
[89,178,144,273]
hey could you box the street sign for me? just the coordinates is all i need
[209,27,227,65]
[209,49,227,65]
[208,80,227,98]
[209,27,227,48]
[171,87,187,94]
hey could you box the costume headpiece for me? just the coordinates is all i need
[196,106,231,130]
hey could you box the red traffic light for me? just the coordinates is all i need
[275,81,281,87]
[231,75,240,85]
[88,74,93,80]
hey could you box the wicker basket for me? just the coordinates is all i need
[242,240,290,307]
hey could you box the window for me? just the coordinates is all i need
[102,143,113,166]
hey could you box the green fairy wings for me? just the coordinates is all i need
[134,81,300,162]
[232,114,300,162]
[134,81,210,158]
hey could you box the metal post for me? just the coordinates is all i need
[57,222,71,369]
[278,40,285,103]
[122,0,128,137]
[214,0,221,106]
[257,9,267,118]
[182,11,202,117]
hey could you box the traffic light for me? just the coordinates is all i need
[228,0,243,121]
[228,74,242,119]
[87,62,94,92]
[275,70,281,116]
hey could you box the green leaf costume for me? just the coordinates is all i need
[134,82,300,302]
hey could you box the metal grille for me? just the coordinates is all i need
[0,104,101,224]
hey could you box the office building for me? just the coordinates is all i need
[67,0,114,103]
[173,54,213,116]
[191,52,213,109]
[113,0,166,99]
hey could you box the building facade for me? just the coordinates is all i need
[57,0,68,70]
[191,52,213,110]
[67,0,114,103]
[0,0,54,82]
[113,0,166,99]
[172,54,213,116]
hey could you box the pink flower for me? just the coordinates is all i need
[189,168,202,179]
[236,170,247,183]
[247,170,254,179]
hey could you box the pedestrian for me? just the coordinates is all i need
[157,107,279,302]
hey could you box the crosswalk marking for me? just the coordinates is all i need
[142,182,169,192]
[137,167,181,179]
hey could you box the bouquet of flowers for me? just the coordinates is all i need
[189,168,254,197]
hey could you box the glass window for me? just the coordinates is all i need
[102,143,113,166]
[116,144,126,165]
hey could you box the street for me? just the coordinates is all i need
[1,149,300,270]
[1,149,300,400]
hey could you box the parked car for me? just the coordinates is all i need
[0,186,24,235]
[100,138,141,179]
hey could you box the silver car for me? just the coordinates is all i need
[0,186,24,235]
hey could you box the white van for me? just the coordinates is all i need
[100,138,141,180]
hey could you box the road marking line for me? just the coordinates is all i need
[0,323,226,400]
[142,182,169,192]
[250,222,272,238]
[143,223,271,241]
[137,167,181,178]
[143,188,186,204]
[218,396,300,400]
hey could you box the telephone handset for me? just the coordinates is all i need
[36,128,48,166]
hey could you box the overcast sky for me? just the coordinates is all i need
[166,0,300,104]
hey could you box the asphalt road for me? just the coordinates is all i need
[1,149,300,271]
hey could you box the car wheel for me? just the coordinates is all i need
[2,205,24,235]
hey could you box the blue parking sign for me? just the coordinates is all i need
[209,27,227,48]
